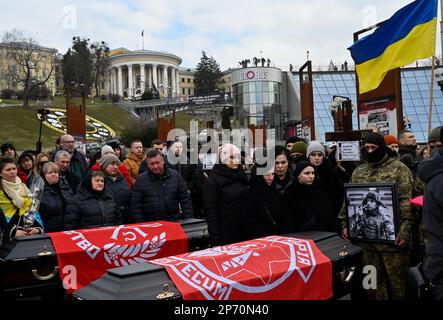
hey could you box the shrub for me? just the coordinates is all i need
[109,94,120,103]
[1,88,15,99]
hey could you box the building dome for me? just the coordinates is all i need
[108,48,182,99]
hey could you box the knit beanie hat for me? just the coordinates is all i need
[285,136,303,146]
[428,126,442,143]
[101,145,115,156]
[1,143,15,155]
[290,141,308,155]
[293,161,314,179]
[364,132,387,149]
[383,134,399,146]
[218,143,241,164]
[99,153,121,169]
[306,141,325,157]
[107,141,121,151]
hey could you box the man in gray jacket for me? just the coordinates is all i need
[417,130,443,300]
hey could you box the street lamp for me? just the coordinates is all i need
[36,108,50,154]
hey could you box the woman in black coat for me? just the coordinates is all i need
[39,162,73,232]
[274,146,295,195]
[100,153,131,223]
[306,142,343,233]
[64,171,122,230]
[283,161,337,233]
[203,144,249,246]
[236,163,290,242]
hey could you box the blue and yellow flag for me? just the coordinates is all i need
[348,0,437,94]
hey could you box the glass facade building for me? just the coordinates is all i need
[233,81,281,126]
[292,67,443,143]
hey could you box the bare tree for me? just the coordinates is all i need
[2,29,56,107]
[90,41,110,97]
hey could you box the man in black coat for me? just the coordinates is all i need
[130,150,193,222]
[417,132,443,300]
[55,134,89,182]
[54,150,80,194]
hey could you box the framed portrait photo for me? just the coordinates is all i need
[344,182,399,244]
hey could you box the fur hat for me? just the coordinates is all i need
[218,143,241,164]
[428,126,442,143]
[306,141,325,157]
[99,153,121,169]
[383,134,399,146]
[101,145,115,156]
[107,141,121,151]
[290,141,307,155]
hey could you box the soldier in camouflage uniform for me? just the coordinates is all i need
[350,191,395,241]
[339,133,413,300]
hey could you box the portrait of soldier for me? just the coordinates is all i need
[350,190,395,241]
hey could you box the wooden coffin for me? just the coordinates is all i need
[73,231,363,300]
[0,218,209,300]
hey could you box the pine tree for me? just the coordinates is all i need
[194,51,222,95]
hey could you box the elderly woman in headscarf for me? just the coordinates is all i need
[203,143,249,246]
[0,156,43,240]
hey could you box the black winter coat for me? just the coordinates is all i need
[283,179,337,233]
[105,174,131,223]
[274,167,295,195]
[235,167,290,242]
[314,158,344,230]
[64,177,122,230]
[130,166,193,222]
[203,164,249,246]
[39,179,73,232]
[417,148,443,278]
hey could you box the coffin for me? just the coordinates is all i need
[73,231,363,300]
[0,218,209,300]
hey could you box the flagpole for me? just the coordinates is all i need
[428,56,436,146]
[142,30,145,50]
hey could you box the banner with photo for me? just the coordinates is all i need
[358,97,398,136]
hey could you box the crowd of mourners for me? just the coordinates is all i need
[1,125,443,300]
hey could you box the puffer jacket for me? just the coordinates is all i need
[64,176,122,230]
[130,165,193,222]
[39,179,73,232]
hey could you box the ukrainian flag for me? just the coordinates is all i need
[349,0,438,94]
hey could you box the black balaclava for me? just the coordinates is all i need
[364,133,388,164]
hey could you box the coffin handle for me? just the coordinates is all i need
[31,266,59,281]
[340,267,356,284]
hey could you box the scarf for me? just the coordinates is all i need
[1,177,31,210]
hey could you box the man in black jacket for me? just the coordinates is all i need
[54,150,80,194]
[417,131,443,300]
[58,134,88,182]
[131,150,193,222]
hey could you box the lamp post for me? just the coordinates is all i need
[36,108,50,154]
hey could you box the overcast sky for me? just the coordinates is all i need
[1,0,440,70]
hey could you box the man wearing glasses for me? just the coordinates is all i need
[57,134,88,182]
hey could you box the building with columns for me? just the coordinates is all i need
[108,48,182,99]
